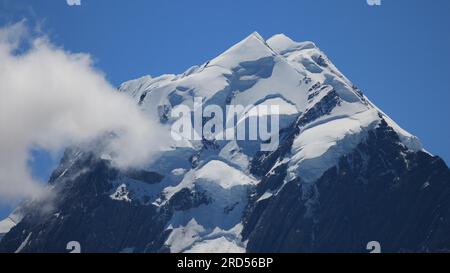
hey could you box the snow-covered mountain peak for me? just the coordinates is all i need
[209,31,276,69]
[116,33,421,157]
[2,32,446,254]
[267,33,316,54]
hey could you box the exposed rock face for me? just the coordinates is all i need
[244,121,450,253]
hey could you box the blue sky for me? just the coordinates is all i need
[1,0,449,218]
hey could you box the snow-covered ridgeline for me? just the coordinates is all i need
[111,32,427,252]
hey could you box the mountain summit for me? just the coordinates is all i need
[1,33,449,253]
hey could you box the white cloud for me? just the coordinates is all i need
[0,22,169,203]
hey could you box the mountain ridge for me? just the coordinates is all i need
[0,32,448,253]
